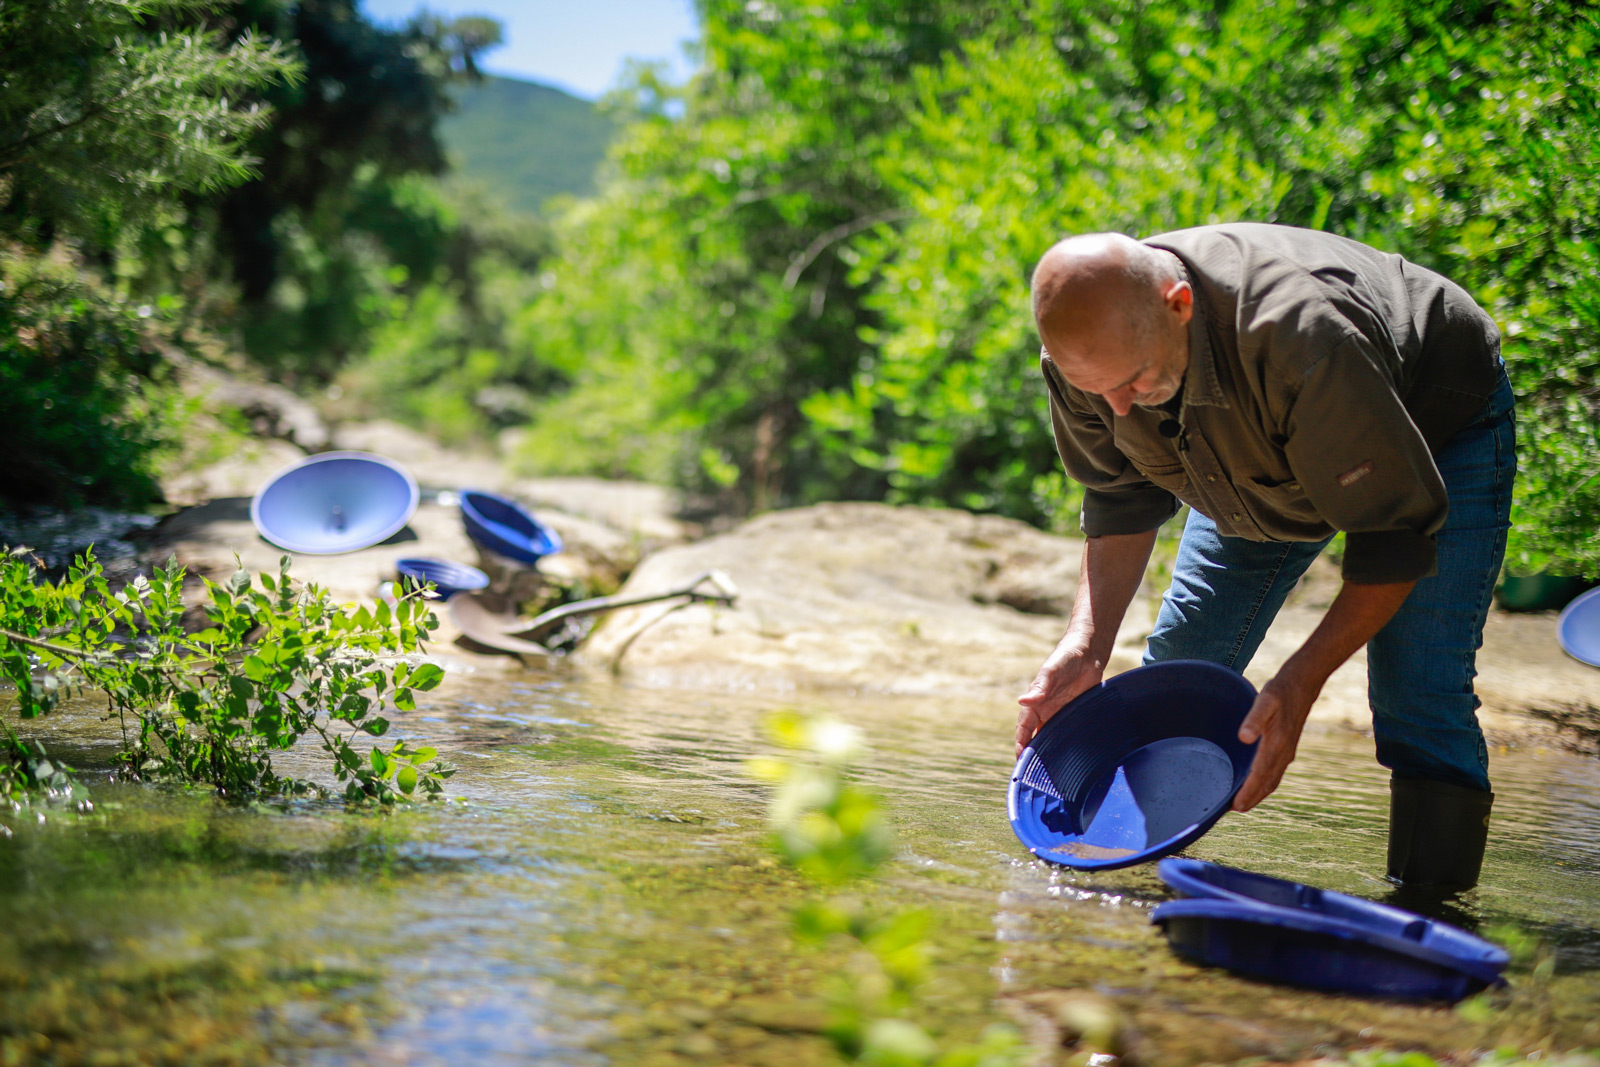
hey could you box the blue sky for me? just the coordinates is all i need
[359,0,700,100]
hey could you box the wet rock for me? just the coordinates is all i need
[534,510,640,594]
[330,420,507,492]
[181,362,329,452]
[576,502,1153,697]
[507,477,696,549]
[140,482,638,659]
[1004,989,1126,1058]
[144,494,472,603]
[0,506,157,576]
[160,438,307,508]
[452,494,643,598]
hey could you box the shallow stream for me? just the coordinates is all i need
[5,667,1600,1065]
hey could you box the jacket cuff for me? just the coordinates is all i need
[1342,530,1438,584]
[1082,486,1182,537]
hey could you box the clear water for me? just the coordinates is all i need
[4,670,1600,1065]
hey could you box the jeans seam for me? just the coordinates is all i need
[1476,413,1513,643]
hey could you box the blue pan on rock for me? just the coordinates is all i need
[1558,586,1600,668]
[1008,660,1258,871]
[1152,858,1509,1001]
[251,451,418,555]
[459,489,564,566]
[395,557,489,600]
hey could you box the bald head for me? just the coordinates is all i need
[1032,233,1180,339]
[1031,233,1193,416]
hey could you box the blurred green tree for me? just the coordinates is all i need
[0,0,296,248]
[200,0,506,380]
[523,0,1600,571]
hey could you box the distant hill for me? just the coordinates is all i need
[440,75,615,216]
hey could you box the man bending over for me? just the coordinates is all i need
[1018,223,1515,890]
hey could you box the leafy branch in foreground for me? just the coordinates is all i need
[0,546,453,806]
[750,711,1025,1067]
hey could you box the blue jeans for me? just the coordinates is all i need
[1143,370,1517,792]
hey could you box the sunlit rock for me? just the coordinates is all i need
[576,502,1152,698]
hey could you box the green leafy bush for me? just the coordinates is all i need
[0,248,186,508]
[330,179,564,448]
[0,547,453,806]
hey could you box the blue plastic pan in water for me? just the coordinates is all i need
[1008,660,1258,871]
[1152,859,1509,1001]
[1558,586,1600,668]
[395,557,490,600]
[459,489,564,565]
[251,451,418,555]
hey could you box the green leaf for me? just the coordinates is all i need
[396,765,417,794]
[361,716,390,737]
[407,663,444,691]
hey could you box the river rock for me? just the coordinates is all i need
[146,494,479,606]
[181,362,330,452]
[534,510,639,594]
[575,502,1150,697]
[144,492,643,632]
[508,477,696,549]
[330,419,509,492]
[160,437,307,508]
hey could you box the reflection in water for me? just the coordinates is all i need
[4,673,1600,1064]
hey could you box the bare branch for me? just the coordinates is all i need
[782,209,911,291]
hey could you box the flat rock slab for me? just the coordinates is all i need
[576,502,1150,698]
[160,438,308,508]
[574,501,1594,747]
[146,496,480,606]
[508,477,695,548]
[331,419,509,493]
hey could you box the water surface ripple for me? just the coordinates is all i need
[4,671,1600,1065]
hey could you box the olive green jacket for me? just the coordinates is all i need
[1043,223,1502,584]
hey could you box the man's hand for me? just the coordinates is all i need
[1016,636,1104,755]
[1231,671,1320,811]
[1229,575,1415,812]
[1017,530,1160,756]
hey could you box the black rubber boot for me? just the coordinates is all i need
[1386,774,1494,891]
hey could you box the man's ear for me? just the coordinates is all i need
[1165,280,1193,324]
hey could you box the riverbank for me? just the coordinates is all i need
[103,408,1596,762]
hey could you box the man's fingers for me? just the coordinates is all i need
[1014,705,1044,749]
[1232,720,1298,812]
[1232,761,1284,812]
[1232,757,1273,812]
[1237,690,1279,745]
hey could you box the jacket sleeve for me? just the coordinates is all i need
[1041,351,1181,536]
[1281,336,1449,583]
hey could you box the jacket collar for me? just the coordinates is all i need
[1165,250,1229,410]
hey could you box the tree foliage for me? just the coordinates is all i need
[0,0,529,507]
[0,0,298,247]
[523,0,1600,571]
[201,0,509,379]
